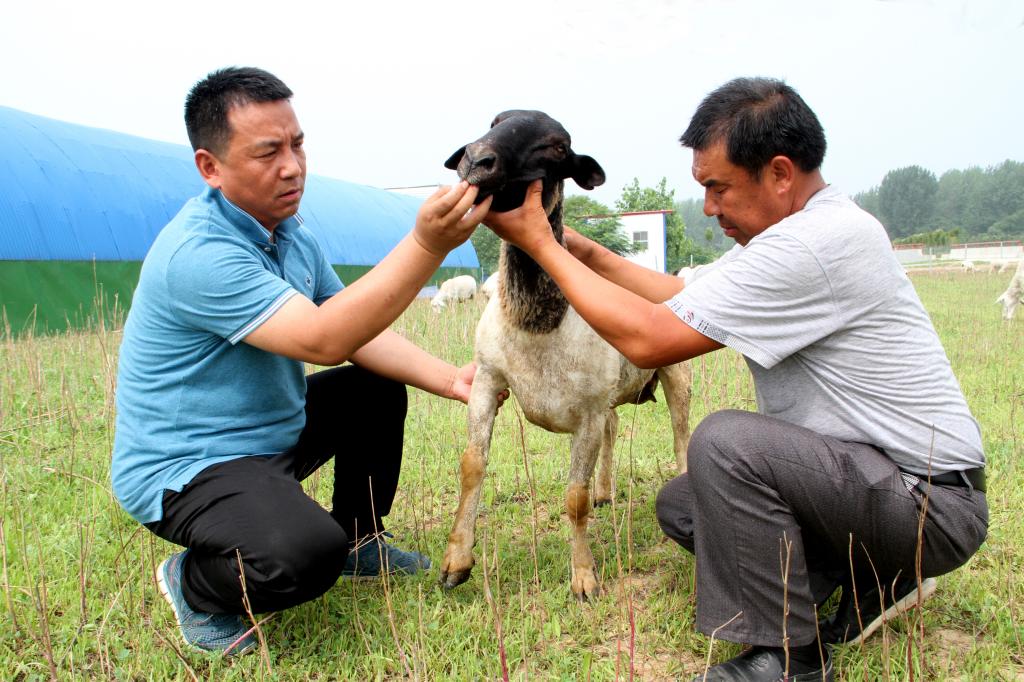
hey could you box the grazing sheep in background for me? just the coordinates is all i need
[431,274,477,312]
[674,263,717,285]
[961,260,977,272]
[998,261,1015,274]
[439,110,693,600]
[996,258,1024,320]
[478,271,499,302]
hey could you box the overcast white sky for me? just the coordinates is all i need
[2,0,1021,206]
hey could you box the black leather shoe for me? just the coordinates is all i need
[820,575,936,646]
[691,647,833,681]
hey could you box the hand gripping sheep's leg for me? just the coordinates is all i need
[566,412,607,601]
[657,362,693,473]
[593,409,619,506]
[440,370,506,591]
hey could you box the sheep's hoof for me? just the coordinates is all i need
[439,568,472,591]
[572,583,601,602]
[571,569,601,602]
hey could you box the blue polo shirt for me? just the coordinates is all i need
[111,187,343,523]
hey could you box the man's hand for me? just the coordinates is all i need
[449,361,510,406]
[414,182,493,256]
[563,226,602,265]
[483,180,555,255]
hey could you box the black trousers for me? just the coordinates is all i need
[655,409,988,647]
[146,365,408,614]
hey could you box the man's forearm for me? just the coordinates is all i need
[530,240,720,368]
[575,237,684,303]
[350,329,458,399]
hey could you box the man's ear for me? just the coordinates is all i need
[194,149,222,189]
[769,155,796,194]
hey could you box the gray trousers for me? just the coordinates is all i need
[655,409,988,647]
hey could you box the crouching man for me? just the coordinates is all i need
[483,77,987,681]
[112,66,497,655]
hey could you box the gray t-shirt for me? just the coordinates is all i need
[666,185,983,474]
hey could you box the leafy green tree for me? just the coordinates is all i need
[892,228,960,247]
[563,195,636,255]
[985,208,1024,239]
[877,165,938,238]
[853,186,881,220]
[470,225,501,275]
[615,178,708,272]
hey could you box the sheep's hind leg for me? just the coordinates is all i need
[657,361,693,473]
[593,409,618,506]
[566,413,606,600]
[440,370,505,591]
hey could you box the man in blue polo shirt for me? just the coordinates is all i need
[112,66,496,655]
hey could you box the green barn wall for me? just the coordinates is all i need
[2,261,482,337]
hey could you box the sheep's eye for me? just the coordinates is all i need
[555,144,567,155]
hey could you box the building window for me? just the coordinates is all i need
[632,231,648,250]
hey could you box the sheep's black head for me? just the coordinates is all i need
[445,110,605,213]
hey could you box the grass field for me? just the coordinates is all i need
[1,270,1021,680]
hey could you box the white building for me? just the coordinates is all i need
[617,210,671,273]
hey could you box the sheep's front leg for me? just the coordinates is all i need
[656,362,693,473]
[566,412,607,601]
[440,368,506,591]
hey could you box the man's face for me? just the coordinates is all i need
[200,99,306,230]
[692,141,788,246]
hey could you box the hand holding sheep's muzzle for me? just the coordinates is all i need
[412,182,491,255]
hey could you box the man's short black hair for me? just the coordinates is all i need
[184,66,293,155]
[680,77,826,177]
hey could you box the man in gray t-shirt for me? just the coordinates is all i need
[484,78,987,682]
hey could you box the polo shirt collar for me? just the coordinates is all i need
[204,186,301,245]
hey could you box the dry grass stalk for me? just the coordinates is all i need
[512,401,542,590]
[235,549,274,670]
[481,526,510,682]
[779,531,793,678]
[698,611,742,681]
[367,482,414,680]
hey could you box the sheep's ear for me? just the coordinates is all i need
[570,154,606,190]
[445,146,467,170]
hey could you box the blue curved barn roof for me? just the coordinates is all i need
[0,105,477,268]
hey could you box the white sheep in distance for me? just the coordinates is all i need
[996,258,1024,320]
[961,260,977,273]
[431,275,477,312]
[478,271,499,302]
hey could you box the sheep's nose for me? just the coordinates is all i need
[467,150,497,172]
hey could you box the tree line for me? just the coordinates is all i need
[852,160,1024,245]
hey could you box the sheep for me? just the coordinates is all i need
[439,110,693,600]
[961,260,977,273]
[996,258,1024,320]
[431,274,477,312]
[674,263,714,285]
[998,260,1015,274]
[478,271,499,302]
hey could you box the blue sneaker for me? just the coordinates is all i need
[341,532,431,578]
[156,551,257,656]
